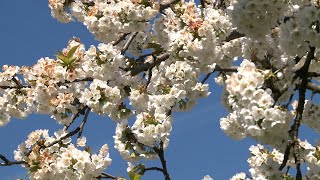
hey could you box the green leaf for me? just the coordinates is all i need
[69,58,78,65]
[56,52,70,65]
[146,43,164,53]
[56,51,65,57]
[67,45,80,59]
[128,171,141,180]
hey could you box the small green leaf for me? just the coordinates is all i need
[67,45,80,59]
[146,43,164,53]
[69,58,78,65]
[128,171,141,180]
[56,54,69,63]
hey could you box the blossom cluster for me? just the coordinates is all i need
[2,0,320,179]
[232,141,320,179]
[229,0,287,39]
[293,100,320,133]
[49,0,159,43]
[280,5,320,57]
[232,144,287,179]
[219,60,293,146]
[48,0,73,23]
[14,129,111,180]
[0,38,211,163]
[153,1,233,73]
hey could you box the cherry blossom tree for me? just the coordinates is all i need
[1,0,320,179]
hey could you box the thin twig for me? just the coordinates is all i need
[11,77,23,89]
[121,32,138,55]
[63,112,80,131]
[77,107,91,138]
[0,160,27,166]
[46,127,81,148]
[200,0,206,8]
[96,172,117,179]
[225,31,245,42]
[280,47,315,180]
[0,154,27,166]
[112,32,131,46]
[0,154,9,163]
[158,0,181,13]
[144,167,165,173]
[153,142,170,180]
[0,85,30,89]
[57,77,93,86]
[201,65,238,84]
[307,82,320,93]
[146,68,153,88]
[0,77,93,90]
[201,72,213,84]
[308,72,320,77]
[130,53,170,76]
[279,141,293,170]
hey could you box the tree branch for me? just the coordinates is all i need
[153,142,170,180]
[121,32,138,55]
[279,47,315,180]
[96,172,117,179]
[0,154,27,166]
[144,167,165,174]
[63,110,82,131]
[201,65,238,83]
[112,32,131,46]
[225,31,245,42]
[46,108,91,148]
[77,107,91,138]
[130,53,170,76]
[308,72,320,77]
[306,82,320,93]
[158,0,181,13]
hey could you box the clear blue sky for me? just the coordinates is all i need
[1,1,319,180]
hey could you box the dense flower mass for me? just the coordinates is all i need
[229,0,287,39]
[219,60,292,146]
[1,0,320,179]
[14,129,111,180]
[232,141,320,179]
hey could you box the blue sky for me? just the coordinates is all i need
[2,1,319,180]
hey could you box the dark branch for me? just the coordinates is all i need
[130,53,170,76]
[0,154,27,166]
[201,65,238,83]
[11,77,23,89]
[153,142,170,180]
[57,77,93,86]
[121,32,138,55]
[200,0,206,8]
[308,72,320,77]
[279,141,293,170]
[46,127,81,148]
[307,82,320,93]
[144,167,165,173]
[225,31,245,42]
[112,32,131,46]
[280,47,315,180]
[63,110,82,131]
[96,172,117,179]
[0,85,30,89]
[77,107,91,138]
[159,0,181,13]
